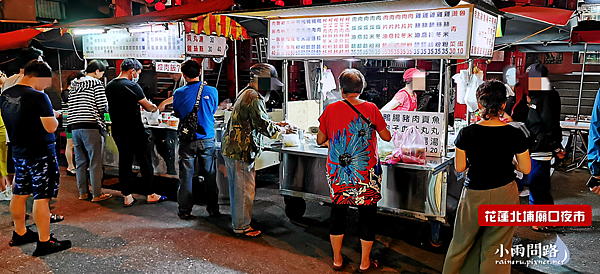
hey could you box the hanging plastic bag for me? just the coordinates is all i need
[380,131,401,162]
[399,126,427,165]
[453,70,469,105]
[464,74,483,113]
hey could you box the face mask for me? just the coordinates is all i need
[132,72,139,83]
[257,77,272,93]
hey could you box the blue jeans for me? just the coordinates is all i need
[223,156,255,232]
[178,138,218,214]
[528,159,553,205]
[72,129,105,198]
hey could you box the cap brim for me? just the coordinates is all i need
[271,77,284,87]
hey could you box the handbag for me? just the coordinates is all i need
[177,83,205,143]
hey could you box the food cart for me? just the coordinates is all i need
[228,1,498,245]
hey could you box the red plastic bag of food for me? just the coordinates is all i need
[384,131,403,165]
[399,126,426,165]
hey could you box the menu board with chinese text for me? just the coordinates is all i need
[155,62,181,73]
[381,110,445,157]
[83,26,184,60]
[185,34,227,57]
[469,9,497,57]
[268,6,474,60]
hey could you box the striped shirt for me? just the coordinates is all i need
[67,75,108,132]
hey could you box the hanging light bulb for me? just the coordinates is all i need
[155,1,165,10]
[275,0,284,6]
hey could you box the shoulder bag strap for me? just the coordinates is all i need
[192,83,205,112]
[343,100,376,130]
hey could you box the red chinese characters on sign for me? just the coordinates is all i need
[185,33,226,57]
[155,62,181,73]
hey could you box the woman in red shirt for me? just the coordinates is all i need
[317,69,391,272]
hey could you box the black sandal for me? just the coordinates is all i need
[50,214,64,223]
[124,197,137,207]
[356,259,380,273]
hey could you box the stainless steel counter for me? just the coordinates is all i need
[266,142,462,224]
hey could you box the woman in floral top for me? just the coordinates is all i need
[317,69,391,272]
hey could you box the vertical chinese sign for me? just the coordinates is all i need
[381,110,445,157]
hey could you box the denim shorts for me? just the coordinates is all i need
[13,154,60,200]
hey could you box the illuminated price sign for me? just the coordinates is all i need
[470,9,497,57]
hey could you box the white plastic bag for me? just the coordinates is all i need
[399,126,426,165]
[283,134,300,147]
[453,70,469,105]
[464,74,483,113]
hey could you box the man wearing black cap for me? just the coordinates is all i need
[525,63,564,232]
[105,58,166,207]
[221,63,291,237]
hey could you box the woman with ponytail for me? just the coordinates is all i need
[442,80,531,274]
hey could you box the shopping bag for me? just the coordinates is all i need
[383,130,403,164]
[399,126,427,165]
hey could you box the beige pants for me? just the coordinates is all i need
[442,181,519,274]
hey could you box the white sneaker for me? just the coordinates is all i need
[0,189,12,201]
[519,189,530,197]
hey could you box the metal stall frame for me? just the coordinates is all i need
[257,4,499,246]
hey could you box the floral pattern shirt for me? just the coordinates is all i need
[319,101,388,206]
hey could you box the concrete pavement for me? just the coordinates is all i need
[0,167,597,274]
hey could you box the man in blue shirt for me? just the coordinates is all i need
[173,60,219,219]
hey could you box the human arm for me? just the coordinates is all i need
[38,93,59,133]
[94,82,108,115]
[158,97,173,112]
[249,95,281,138]
[381,99,400,111]
[139,98,158,112]
[455,148,467,173]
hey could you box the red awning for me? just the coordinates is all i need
[500,5,574,26]
[185,14,249,40]
[0,29,42,51]
[57,0,233,28]
[573,30,600,44]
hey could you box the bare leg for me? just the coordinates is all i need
[10,194,29,235]
[360,239,374,270]
[6,174,13,188]
[66,138,75,171]
[330,234,344,267]
[33,199,51,242]
[0,177,5,192]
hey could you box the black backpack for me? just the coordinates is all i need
[176,83,205,143]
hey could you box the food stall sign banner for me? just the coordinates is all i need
[156,62,181,73]
[381,110,445,157]
[268,6,474,60]
[82,26,185,60]
[186,33,227,57]
[469,8,497,58]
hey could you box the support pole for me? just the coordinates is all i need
[234,41,239,96]
[201,58,205,83]
[466,60,474,125]
[283,60,289,121]
[577,43,588,124]
[438,59,444,113]
[57,50,63,92]
[444,60,451,158]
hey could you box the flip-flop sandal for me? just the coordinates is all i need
[124,197,138,207]
[234,228,261,237]
[356,259,380,273]
[332,260,347,271]
[146,196,167,204]
[50,214,64,223]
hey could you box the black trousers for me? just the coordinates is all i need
[113,131,156,196]
[330,204,377,241]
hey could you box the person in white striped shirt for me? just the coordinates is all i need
[68,60,112,202]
